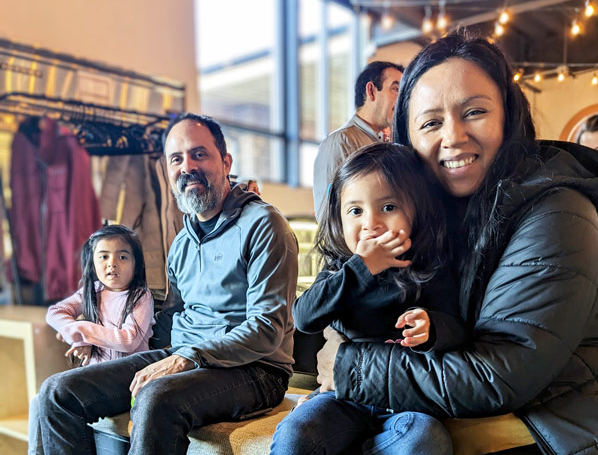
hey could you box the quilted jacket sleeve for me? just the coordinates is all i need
[334,188,598,417]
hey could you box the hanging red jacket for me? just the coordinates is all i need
[9,117,101,301]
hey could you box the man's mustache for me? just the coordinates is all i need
[177,172,209,193]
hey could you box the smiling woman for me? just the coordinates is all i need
[316,31,598,455]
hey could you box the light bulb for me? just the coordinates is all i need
[437,13,448,31]
[381,12,395,31]
[494,22,505,37]
[592,74,598,85]
[585,0,596,17]
[571,19,581,36]
[498,10,510,24]
[422,17,434,34]
[534,72,543,83]
[557,72,565,82]
[513,70,523,82]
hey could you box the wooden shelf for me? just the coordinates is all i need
[0,305,71,451]
[0,416,28,441]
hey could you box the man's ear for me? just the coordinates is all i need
[366,81,377,102]
[223,153,233,174]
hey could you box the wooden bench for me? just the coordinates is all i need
[91,373,536,455]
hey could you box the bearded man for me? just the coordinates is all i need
[37,113,298,455]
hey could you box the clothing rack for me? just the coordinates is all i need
[0,92,171,155]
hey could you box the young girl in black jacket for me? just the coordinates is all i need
[271,142,465,455]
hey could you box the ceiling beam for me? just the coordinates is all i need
[369,0,577,44]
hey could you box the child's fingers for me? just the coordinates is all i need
[400,333,428,347]
[65,345,76,357]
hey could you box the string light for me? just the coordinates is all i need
[437,3,448,31]
[585,0,596,17]
[498,9,511,24]
[494,22,505,37]
[437,12,448,31]
[571,19,581,36]
[534,72,543,83]
[513,69,523,82]
[592,73,598,85]
[557,66,569,82]
[381,11,395,31]
[422,6,434,34]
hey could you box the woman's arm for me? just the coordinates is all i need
[293,254,377,333]
[328,189,598,417]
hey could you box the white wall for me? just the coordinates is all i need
[523,72,598,141]
[0,0,198,109]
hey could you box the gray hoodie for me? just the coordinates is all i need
[156,185,298,376]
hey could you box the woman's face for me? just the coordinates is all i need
[408,58,505,197]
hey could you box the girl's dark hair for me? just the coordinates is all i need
[77,224,147,364]
[393,30,537,309]
[316,142,446,301]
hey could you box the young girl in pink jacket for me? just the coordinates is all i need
[46,224,155,366]
[29,225,154,454]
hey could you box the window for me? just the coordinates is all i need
[195,0,364,187]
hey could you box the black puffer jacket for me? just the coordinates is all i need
[333,141,598,455]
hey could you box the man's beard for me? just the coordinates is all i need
[173,171,226,215]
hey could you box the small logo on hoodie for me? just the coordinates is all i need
[214,253,224,262]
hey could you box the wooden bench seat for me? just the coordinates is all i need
[91,374,536,455]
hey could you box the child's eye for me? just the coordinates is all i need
[382,204,396,212]
[348,207,362,216]
[119,255,129,260]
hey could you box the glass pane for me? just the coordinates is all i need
[299,141,318,188]
[196,0,276,130]
[299,0,321,142]
[328,2,353,132]
[221,124,284,184]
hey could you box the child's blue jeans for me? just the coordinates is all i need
[270,391,453,455]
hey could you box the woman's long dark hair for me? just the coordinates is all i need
[78,224,147,364]
[393,30,538,313]
[316,142,447,302]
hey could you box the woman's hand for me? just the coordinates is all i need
[317,326,348,392]
[65,345,92,366]
[356,229,412,275]
[395,308,430,347]
[129,354,195,398]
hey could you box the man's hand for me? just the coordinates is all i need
[356,229,412,275]
[129,354,195,398]
[316,326,348,392]
[395,308,431,347]
[65,345,92,366]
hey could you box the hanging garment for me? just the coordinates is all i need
[99,154,182,301]
[9,117,101,301]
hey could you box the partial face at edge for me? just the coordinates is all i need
[407,58,505,197]
[580,130,598,150]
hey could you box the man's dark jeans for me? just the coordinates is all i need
[38,349,287,455]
